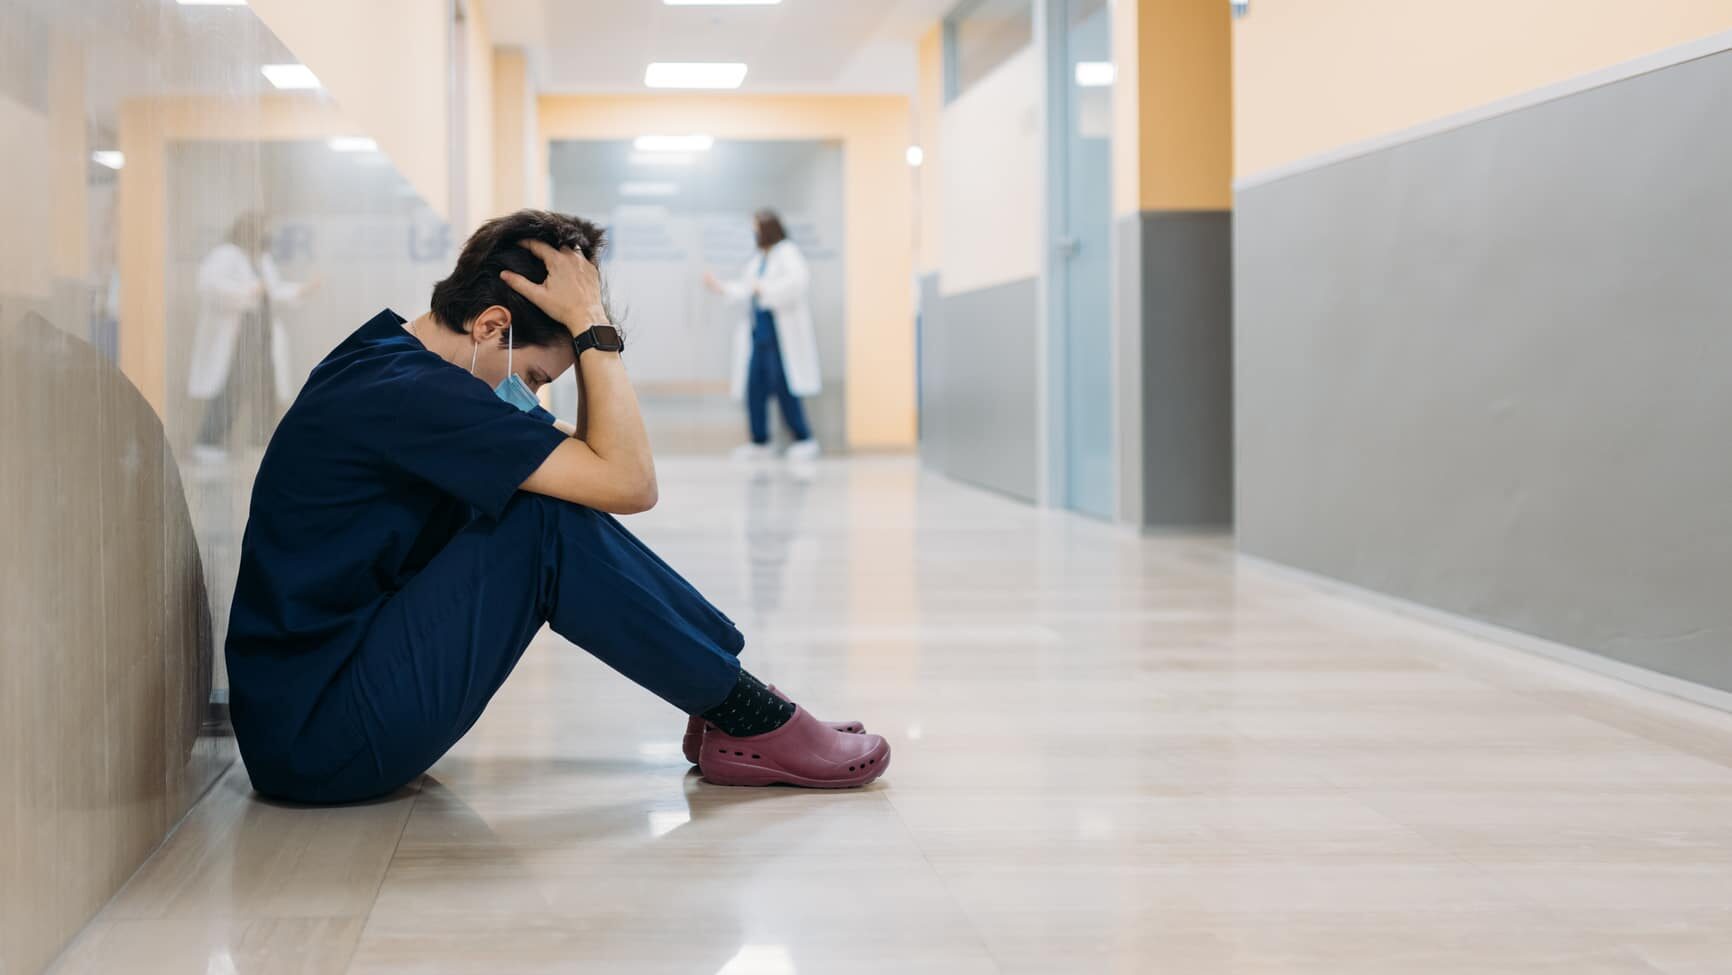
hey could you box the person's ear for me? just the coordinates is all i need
[470,305,512,344]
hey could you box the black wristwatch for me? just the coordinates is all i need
[573,324,624,357]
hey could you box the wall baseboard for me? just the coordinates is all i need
[1239,553,1732,719]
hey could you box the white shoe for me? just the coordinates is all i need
[191,444,229,466]
[785,439,820,462]
[731,443,774,462]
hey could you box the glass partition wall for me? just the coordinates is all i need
[0,3,448,970]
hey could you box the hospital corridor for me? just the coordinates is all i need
[5,1,1732,973]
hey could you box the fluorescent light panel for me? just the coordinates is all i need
[633,134,714,152]
[91,150,125,170]
[1074,61,1115,87]
[644,62,747,89]
[328,136,378,152]
[663,0,780,5]
[262,63,320,89]
[177,0,247,5]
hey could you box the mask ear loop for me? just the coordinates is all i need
[470,336,479,375]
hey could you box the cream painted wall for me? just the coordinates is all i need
[0,96,53,299]
[937,45,1042,294]
[1235,0,1732,178]
[464,0,495,230]
[539,94,916,449]
[248,0,451,219]
[492,49,534,216]
[51,36,88,283]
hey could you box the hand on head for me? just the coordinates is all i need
[499,239,608,335]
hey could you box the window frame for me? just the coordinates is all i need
[942,0,1035,104]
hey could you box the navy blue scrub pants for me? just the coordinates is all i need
[275,493,744,804]
[746,310,812,445]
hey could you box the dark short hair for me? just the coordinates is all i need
[753,209,787,250]
[430,209,608,348]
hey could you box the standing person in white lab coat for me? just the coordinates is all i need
[703,209,822,462]
[188,211,314,462]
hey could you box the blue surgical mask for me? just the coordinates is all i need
[494,373,540,413]
[473,337,540,413]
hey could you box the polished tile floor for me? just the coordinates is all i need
[52,457,1732,974]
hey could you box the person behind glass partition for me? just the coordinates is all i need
[188,211,315,463]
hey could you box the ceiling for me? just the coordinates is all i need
[483,0,959,94]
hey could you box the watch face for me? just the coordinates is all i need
[589,325,624,351]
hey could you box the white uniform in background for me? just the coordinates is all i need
[716,239,823,402]
[187,242,307,405]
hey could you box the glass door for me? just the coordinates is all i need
[1054,0,1114,518]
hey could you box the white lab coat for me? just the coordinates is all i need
[186,243,306,403]
[717,240,822,401]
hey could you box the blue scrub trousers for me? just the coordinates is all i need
[746,309,812,445]
[274,493,745,804]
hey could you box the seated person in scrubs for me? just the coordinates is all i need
[224,210,887,803]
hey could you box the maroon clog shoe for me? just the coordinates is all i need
[699,707,890,788]
[681,685,865,765]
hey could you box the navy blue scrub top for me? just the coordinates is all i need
[225,309,567,763]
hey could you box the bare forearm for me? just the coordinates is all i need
[506,239,657,512]
[573,373,590,441]
[577,351,653,490]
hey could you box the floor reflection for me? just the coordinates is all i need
[743,464,813,616]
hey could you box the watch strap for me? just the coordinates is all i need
[573,326,618,356]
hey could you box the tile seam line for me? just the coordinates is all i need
[341,781,421,973]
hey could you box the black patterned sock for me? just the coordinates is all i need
[701,669,796,737]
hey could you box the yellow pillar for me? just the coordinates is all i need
[1113,0,1233,216]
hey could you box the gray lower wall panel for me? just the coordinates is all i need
[1130,211,1234,527]
[918,274,1040,502]
[1236,47,1732,692]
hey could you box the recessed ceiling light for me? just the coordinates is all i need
[629,151,696,167]
[644,62,748,90]
[91,150,125,170]
[905,145,924,167]
[1074,61,1116,87]
[328,136,378,152]
[633,134,714,152]
[663,0,780,5]
[261,63,320,90]
[619,181,680,198]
